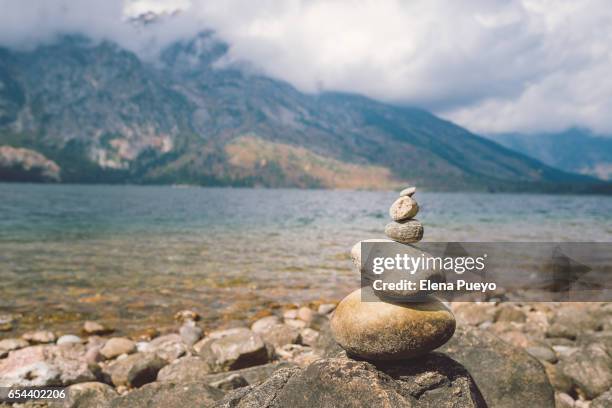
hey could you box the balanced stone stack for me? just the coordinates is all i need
[385,186,423,244]
[331,187,456,361]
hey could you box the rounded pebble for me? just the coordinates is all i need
[57,335,82,345]
[389,196,419,221]
[385,219,424,243]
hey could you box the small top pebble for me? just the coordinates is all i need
[399,186,416,197]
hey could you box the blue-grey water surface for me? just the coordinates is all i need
[1,183,611,335]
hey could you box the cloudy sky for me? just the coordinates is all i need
[1,0,611,136]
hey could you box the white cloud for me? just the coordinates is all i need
[124,0,190,17]
[1,0,611,135]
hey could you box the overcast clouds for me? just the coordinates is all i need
[0,0,611,135]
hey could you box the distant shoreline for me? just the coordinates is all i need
[1,180,612,195]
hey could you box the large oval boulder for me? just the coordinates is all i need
[330,289,455,360]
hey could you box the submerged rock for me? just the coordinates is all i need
[83,321,113,335]
[331,289,455,360]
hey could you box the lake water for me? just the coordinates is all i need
[1,183,611,335]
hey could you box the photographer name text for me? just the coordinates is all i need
[372,279,496,293]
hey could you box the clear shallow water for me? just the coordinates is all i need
[1,183,611,335]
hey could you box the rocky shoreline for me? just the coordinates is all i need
[0,301,610,407]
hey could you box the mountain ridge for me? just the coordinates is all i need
[0,33,609,193]
[490,129,612,181]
